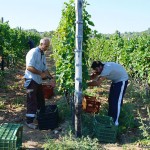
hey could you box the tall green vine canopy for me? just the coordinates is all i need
[52,0,94,94]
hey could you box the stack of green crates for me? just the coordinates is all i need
[93,115,118,143]
[0,123,23,150]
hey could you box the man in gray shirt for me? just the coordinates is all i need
[24,38,55,129]
[88,61,128,126]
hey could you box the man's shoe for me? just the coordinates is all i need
[25,122,38,129]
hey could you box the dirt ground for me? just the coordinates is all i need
[0,67,147,150]
[0,68,60,149]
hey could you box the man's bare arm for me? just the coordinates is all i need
[27,66,46,79]
[87,76,106,86]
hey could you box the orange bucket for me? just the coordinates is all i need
[42,85,54,99]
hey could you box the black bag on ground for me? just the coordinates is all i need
[37,105,59,130]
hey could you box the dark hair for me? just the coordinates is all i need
[91,61,104,69]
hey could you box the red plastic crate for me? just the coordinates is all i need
[82,95,101,114]
[42,84,54,99]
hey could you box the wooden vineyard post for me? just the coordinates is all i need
[74,0,83,137]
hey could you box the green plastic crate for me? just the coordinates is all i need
[0,123,23,150]
[93,115,118,143]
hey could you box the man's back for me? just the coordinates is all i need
[100,62,128,83]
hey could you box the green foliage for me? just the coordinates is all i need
[0,21,41,68]
[87,31,150,84]
[0,71,5,83]
[11,97,24,107]
[52,0,94,94]
[118,103,136,134]
[57,97,71,122]
[43,131,102,150]
[138,107,150,140]
[0,100,5,109]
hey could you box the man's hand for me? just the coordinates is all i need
[87,80,100,86]
[87,76,105,87]
[27,66,46,78]
[49,79,56,88]
[40,72,47,79]
[90,72,99,80]
[46,75,56,88]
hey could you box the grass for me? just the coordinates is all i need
[11,97,25,107]
[0,101,5,109]
[43,131,103,150]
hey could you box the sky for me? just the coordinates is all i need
[0,0,150,34]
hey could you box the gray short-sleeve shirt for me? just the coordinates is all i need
[24,47,47,86]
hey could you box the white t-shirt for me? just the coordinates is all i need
[100,62,128,83]
[24,47,47,86]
